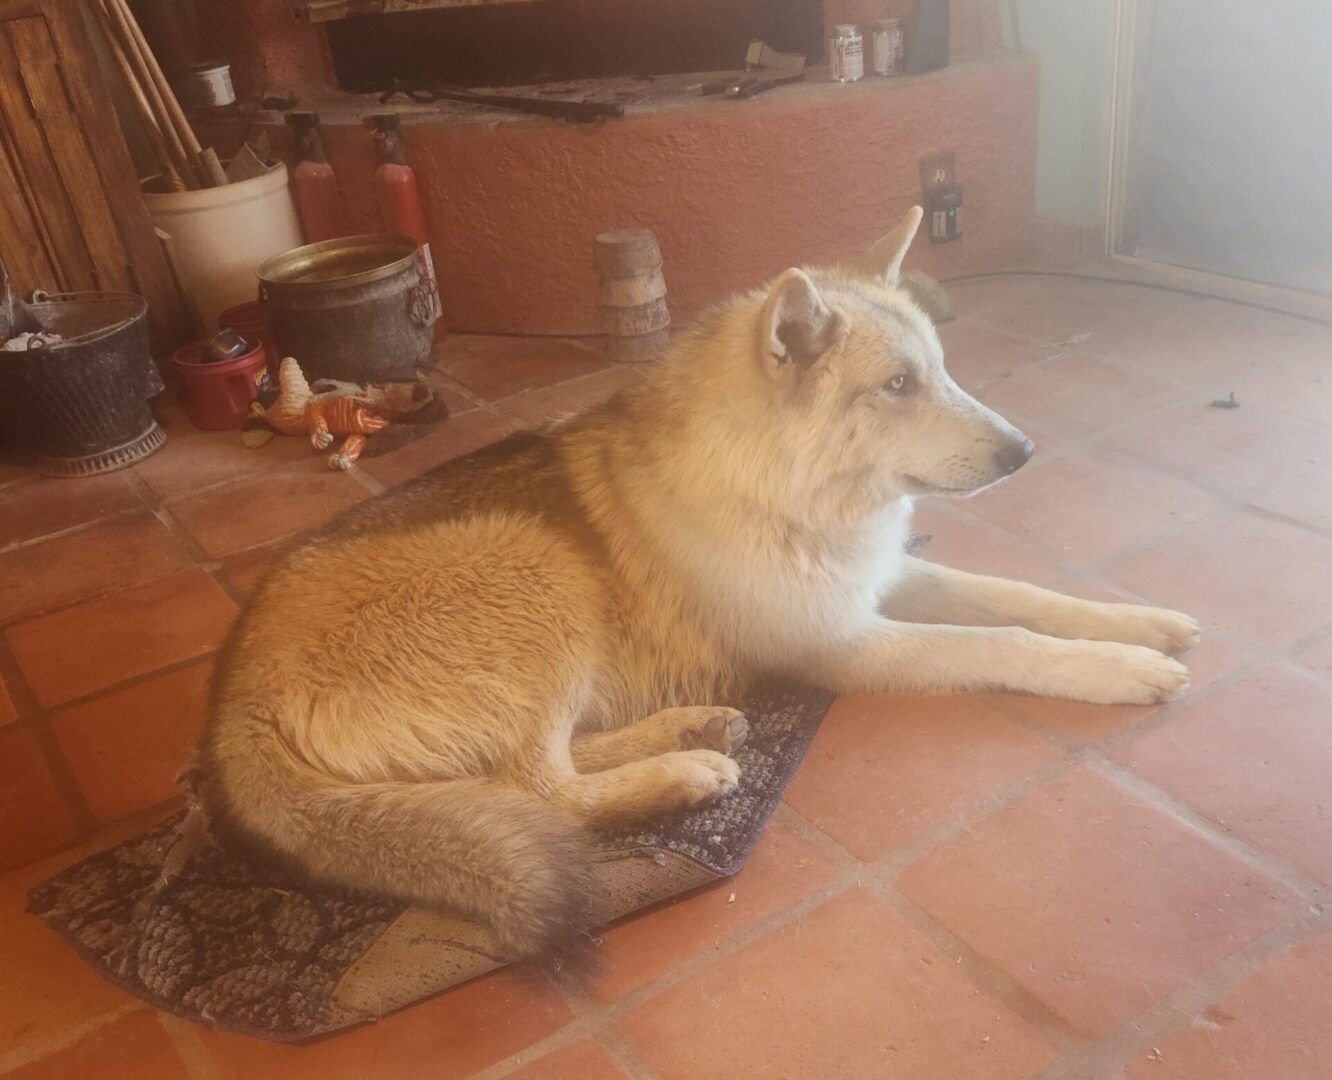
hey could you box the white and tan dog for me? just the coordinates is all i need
[200,207,1197,961]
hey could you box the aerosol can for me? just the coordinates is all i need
[364,112,444,342]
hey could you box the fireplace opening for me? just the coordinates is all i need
[325,0,826,93]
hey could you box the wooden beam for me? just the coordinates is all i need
[301,0,541,24]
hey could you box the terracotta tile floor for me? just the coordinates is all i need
[3,277,1332,1079]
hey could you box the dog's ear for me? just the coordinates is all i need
[860,205,924,285]
[758,268,841,377]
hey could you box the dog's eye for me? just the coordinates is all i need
[884,372,911,394]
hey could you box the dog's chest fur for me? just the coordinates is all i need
[644,493,911,667]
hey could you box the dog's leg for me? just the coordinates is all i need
[807,618,1190,705]
[571,707,749,772]
[550,750,741,826]
[883,557,1199,655]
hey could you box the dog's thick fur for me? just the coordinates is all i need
[201,208,1197,960]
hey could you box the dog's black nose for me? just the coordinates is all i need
[995,436,1035,474]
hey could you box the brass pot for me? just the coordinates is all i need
[258,234,437,383]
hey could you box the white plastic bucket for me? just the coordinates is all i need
[145,164,303,335]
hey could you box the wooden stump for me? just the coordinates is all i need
[595,228,669,363]
[608,329,670,363]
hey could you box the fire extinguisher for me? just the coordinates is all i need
[286,111,344,244]
[364,112,444,342]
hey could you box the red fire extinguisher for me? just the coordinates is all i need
[364,112,444,342]
[286,111,344,244]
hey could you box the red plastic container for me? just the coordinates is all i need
[288,112,345,245]
[171,338,268,430]
[366,113,444,343]
[217,301,279,379]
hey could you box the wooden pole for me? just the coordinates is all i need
[96,0,201,188]
[104,0,218,186]
[198,147,230,188]
[90,0,191,190]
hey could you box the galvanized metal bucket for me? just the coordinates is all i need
[257,234,437,383]
[0,290,165,477]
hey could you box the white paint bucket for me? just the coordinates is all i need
[189,62,234,108]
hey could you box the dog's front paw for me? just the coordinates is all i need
[1098,603,1200,655]
[1056,640,1191,705]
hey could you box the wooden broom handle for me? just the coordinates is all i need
[90,0,192,190]
[103,0,218,185]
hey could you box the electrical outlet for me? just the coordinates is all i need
[920,151,962,244]
[920,151,956,195]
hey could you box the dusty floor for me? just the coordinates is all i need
[3,274,1332,1079]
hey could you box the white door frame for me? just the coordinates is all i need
[1103,0,1332,320]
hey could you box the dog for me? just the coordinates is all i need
[199,206,1197,963]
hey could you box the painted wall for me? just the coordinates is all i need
[1011,0,1113,223]
[195,0,334,96]
[266,57,1039,335]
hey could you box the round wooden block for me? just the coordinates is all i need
[603,297,670,336]
[609,328,670,363]
[599,269,667,307]
[594,228,662,278]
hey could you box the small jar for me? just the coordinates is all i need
[828,24,864,83]
[871,19,906,77]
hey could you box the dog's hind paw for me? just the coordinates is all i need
[679,707,750,754]
[672,749,742,805]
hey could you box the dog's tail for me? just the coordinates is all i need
[199,707,597,965]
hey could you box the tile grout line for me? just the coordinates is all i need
[344,462,387,497]
[590,1025,664,1080]
[1086,756,1329,902]
[498,773,1107,1072]
[0,1001,142,1074]
[566,880,864,1030]
[857,878,1091,1062]
[776,659,1332,1068]
[0,502,150,558]
[1034,909,1330,1080]
[471,994,662,1080]
[0,565,196,635]
[773,799,1099,1054]
[156,1013,224,1080]
[1089,437,1332,547]
[25,713,99,841]
[0,617,99,847]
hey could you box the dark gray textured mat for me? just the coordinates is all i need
[28,679,832,1041]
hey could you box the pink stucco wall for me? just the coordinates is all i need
[196,0,334,97]
[266,55,1037,335]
